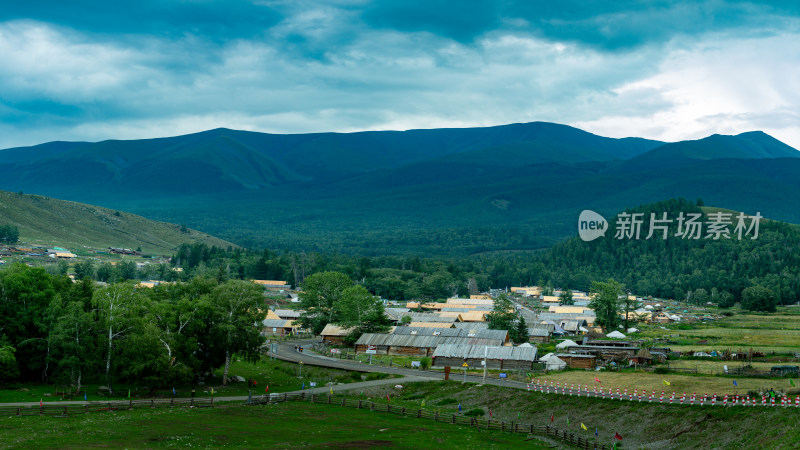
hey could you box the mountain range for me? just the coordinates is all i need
[0,122,797,255]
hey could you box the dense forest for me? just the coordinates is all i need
[532,198,800,307]
[36,198,800,309]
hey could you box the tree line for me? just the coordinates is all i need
[0,264,263,390]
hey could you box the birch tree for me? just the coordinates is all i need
[93,283,145,393]
[208,281,263,385]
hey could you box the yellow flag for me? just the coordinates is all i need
[421,398,426,407]
[211,388,215,395]
[663,379,670,386]
[581,423,587,431]
[330,387,333,395]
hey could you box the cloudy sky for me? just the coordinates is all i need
[1,1,799,149]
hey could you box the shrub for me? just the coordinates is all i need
[420,358,431,370]
[437,398,457,405]
[654,367,669,374]
[464,408,485,417]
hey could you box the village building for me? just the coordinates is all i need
[319,324,355,345]
[432,344,537,369]
[556,353,597,369]
[251,280,292,291]
[354,331,507,357]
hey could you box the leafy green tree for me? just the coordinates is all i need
[336,285,388,329]
[0,224,19,244]
[589,279,624,331]
[93,283,147,393]
[207,281,264,385]
[558,289,574,305]
[0,340,20,382]
[73,259,95,280]
[741,285,777,312]
[717,290,736,308]
[298,271,353,334]
[691,288,709,306]
[49,298,96,392]
[0,264,58,380]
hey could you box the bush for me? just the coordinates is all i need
[419,358,431,370]
[654,367,669,374]
[437,398,457,405]
[464,408,485,417]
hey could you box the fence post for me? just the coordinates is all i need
[401,407,406,415]
[417,409,421,418]
[452,414,456,424]
[370,402,374,411]
[358,400,362,409]
[342,398,346,407]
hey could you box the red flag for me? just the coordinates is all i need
[550,413,554,422]
[489,409,492,417]
[614,432,623,440]
[40,399,43,407]
[386,393,390,402]
[265,385,269,393]
[595,377,601,383]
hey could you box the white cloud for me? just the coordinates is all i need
[575,33,800,148]
[0,15,799,152]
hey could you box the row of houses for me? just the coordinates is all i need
[353,327,510,357]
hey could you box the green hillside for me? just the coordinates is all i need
[0,123,798,255]
[0,190,233,255]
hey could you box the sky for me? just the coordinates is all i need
[1,1,799,149]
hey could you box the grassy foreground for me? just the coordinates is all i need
[0,401,545,449]
[0,357,392,403]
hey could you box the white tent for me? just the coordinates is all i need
[556,339,578,349]
[644,305,654,310]
[627,327,639,333]
[544,355,567,371]
[606,330,627,339]
[518,342,533,348]
[539,352,555,361]
[579,326,590,333]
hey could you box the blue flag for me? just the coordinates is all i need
[84,393,87,401]
[595,427,598,436]
[302,382,305,390]
[172,387,176,396]
[733,380,738,386]
[458,403,462,412]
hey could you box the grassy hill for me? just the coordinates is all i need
[0,190,233,255]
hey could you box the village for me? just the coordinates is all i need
[259,284,799,383]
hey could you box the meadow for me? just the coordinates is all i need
[0,357,391,404]
[0,400,540,449]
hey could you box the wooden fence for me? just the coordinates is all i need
[253,391,611,449]
[0,397,214,417]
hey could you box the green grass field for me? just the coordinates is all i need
[0,357,393,404]
[0,401,543,449]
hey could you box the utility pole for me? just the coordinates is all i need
[483,346,488,382]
